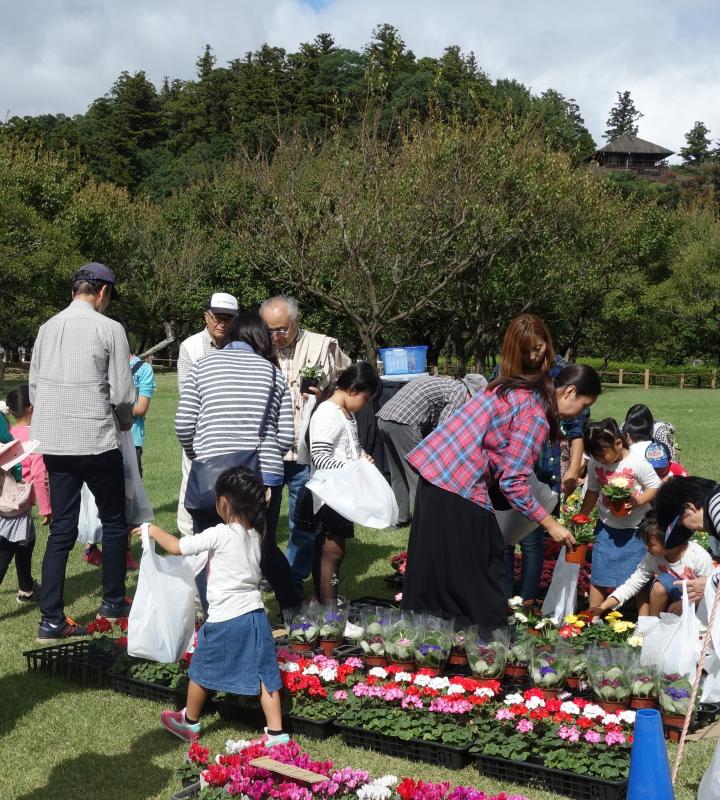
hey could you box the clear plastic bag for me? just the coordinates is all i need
[541,547,580,620]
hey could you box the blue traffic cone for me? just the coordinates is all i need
[627,708,674,800]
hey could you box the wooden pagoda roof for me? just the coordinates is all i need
[594,134,674,157]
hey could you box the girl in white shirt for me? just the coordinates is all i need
[141,467,289,746]
[300,362,380,603]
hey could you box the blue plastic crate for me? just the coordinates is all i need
[379,346,428,375]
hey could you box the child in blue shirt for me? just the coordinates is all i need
[130,354,156,477]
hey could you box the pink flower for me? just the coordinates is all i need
[557,726,580,742]
[344,657,364,669]
[495,708,515,721]
[401,695,424,710]
[604,731,626,746]
[395,592,403,602]
[584,730,601,744]
[516,719,534,734]
[333,690,348,701]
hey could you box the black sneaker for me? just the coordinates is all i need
[37,617,88,643]
[96,600,132,621]
[17,580,40,604]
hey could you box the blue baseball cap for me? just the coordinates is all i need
[73,262,119,299]
[645,441,670,471]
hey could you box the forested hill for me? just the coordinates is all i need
[0,24,597,200]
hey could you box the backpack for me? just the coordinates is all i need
[653,421,678,460]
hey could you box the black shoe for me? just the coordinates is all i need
[96,600,132,621]
[390,519,411,529]
[37,617,88,643]
[17,580,41,604]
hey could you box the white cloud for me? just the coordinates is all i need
[1,0,719,159]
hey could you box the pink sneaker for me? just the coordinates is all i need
[262,727,290,747]
[160,709,202,742]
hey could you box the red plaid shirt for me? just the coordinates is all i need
[406,388,549,522]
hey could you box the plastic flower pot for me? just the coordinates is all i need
[566,676,583,691]
[318,639,341,657]
[662,714,687,742]
[610,499,632,517]
[290,641,315,654]
[300,376,320,394]
[601,700,629,713]
[505,663,528,679]
[388,659,416,671]
[448,651,468,667]
[630,696,658,710]
[540,688,559,700]
[565,544,587,564]
[364,654,389,667]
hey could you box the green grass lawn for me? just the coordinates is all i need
[0,375,716,799]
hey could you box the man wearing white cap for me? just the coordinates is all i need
[175,292,239,537]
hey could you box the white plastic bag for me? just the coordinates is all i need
[699,734,720,800]
[307,458,399,529]
[77,485,103,545]
[118,430,153,525]
[127,524,196,663]
[496,474,558,545]
[541,547,580,620]
[700,571,720,702]
[640,580,699,680]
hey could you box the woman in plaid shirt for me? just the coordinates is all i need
[401,364,601,629]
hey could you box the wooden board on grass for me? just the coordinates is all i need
[248,757,326,785]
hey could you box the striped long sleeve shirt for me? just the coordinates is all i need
[175,349,294,485]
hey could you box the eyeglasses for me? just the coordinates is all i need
[268,327,291,336]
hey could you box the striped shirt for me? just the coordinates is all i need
[175,349,294,485]
[377,375,469,433]
[406,388,549,523]
[29,299,135,456]
[706,486,720,540]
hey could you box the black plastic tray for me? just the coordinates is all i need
[23,641,118,687]
[336,723,469,769]
[109,671,186,707]
[474,752,627,800]
[170,781,200,800]
[211,695,266,727]
[286,713,336,740]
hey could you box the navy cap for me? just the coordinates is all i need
[73,262,119,299]
[664,514,692,549]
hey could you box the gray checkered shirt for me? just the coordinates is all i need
[376,375,469,433]
[29,299,135,455]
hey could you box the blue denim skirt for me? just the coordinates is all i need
[188,608,282,695]
[591,521,646,589]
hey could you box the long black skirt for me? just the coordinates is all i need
[401,477,507,630]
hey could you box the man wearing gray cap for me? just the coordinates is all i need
[30,263,136,641]
[175,292,239,539]
[376,373,487,525]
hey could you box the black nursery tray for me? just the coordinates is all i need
[286,713,336,740]
[109,671,186,707]
[210,695,266,727]
[474,752,627,800]
[336,723,470,769]
[384,573,404,589]
[170,781,200,800]
[23,641,118,687]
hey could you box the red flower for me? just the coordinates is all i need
[202,763,230,787]
[115,617,129,632]
[545,698,561,713]
[397,777,417,800]
[115,636,128,649]
[530,708,550,721]
[577,716,595,729]
[187,742,209,765]
[523,688,545,701]
[571,514,592,525]
[95,616,113,634]
[559,624,581,638]
[85,621,97,635]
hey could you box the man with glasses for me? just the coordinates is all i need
[259,295,350,594]
[176,293,239,537]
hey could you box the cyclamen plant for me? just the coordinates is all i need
[385,620,417,663]
[659,674,693,716]
[629,667,657,699]
[413,621,452,670]
[289,610,320,644]
[530,647,570,689]
[360,610,392,657]
[465,628,508,679]
[319,605,347,641]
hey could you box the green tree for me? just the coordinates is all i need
[680,121,712,165]
[536,89,596,162]
[604,90,643,142]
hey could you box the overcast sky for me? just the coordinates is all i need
[2,0,719,158]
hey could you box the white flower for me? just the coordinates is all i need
[447,684,466,695]
[619,710,636,725]
[475,687,495,698]
[376,775,398,788]
[368,667,388,679]
[429,676,451,691]
[526,696,545,710]
[319,667,338,682]
[225,738,252,754]
[279,661,300,673]
[303,664,320,675]
[509,596,524,608]
[582,703,606,718]
[560,701,580,715]
[514,612,529,624]
[357,779,394,800]
[627,635,644,648]
[602,713,620,725]
[609,476,629,488]
[549,617,560,626]
[504,692,525,705]
[394,671,412,683]
[413,674,431,687]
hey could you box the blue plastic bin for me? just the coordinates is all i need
[379,346,428,376]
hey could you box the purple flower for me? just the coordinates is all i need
[666,687,690,700]
[540,666,557,676]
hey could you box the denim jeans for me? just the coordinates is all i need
[504,527,545,601]
[266,461,313,583]
[42,450,127,624]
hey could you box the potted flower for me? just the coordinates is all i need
[505,627,532,679]
[449,630,468,667]
[299,365,325,394]
[587,649,632,712]
[628,661,658,709]
[288,606,320,653]
[465,627,508,679]
[359,607,391,667]
[317,599,348,657]
[659,673,694,740]
[413,616,452,675]
[566,513,595,564]
[384,613,416,670]
[529,643,571,698]
[565,644,588,692]
[601,475,637,517]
